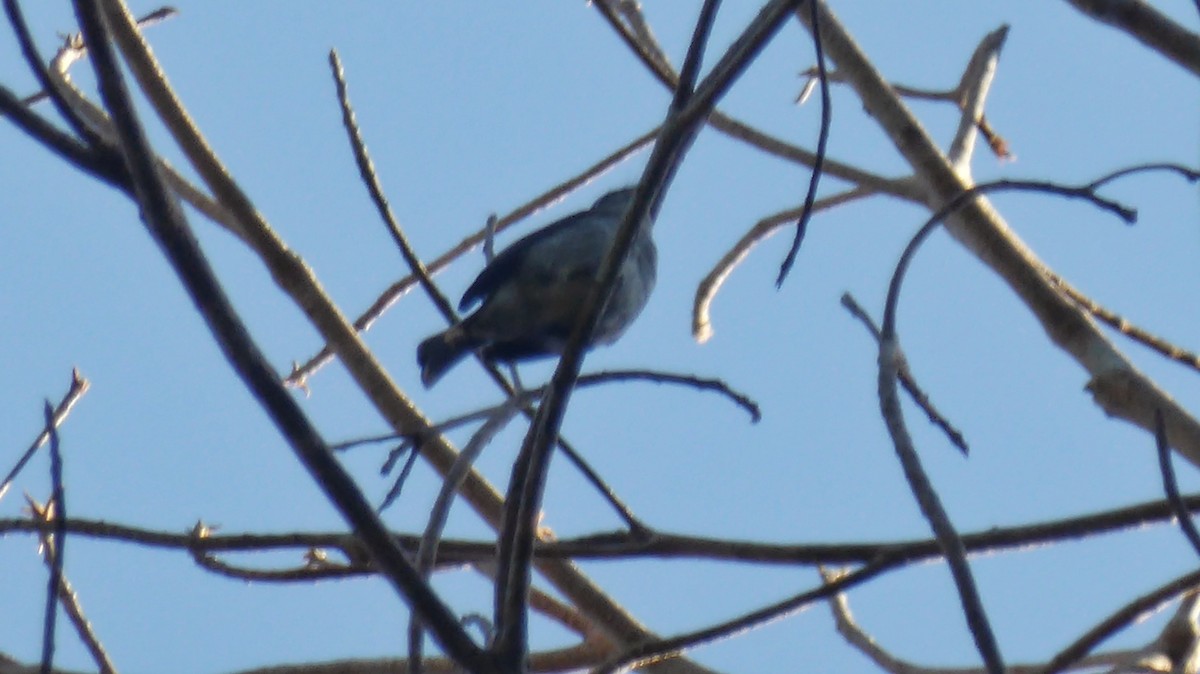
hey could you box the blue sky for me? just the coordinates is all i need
[3,2,1200,672]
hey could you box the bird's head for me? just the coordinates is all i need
[590,186,640,216]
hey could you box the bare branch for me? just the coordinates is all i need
[820,567,1137,674]
[36,403,68,674]
[595,558,892,673]
[947,25,1008,172]
[1064,0,1200,78]
[775,0,831,287]
[1,369,90,505]
[694,188,874,343]
[494,2,797,665]
[594,0,909,196]
[1155,409,1200,559]
[327,49,457,324]
[840,292,968,454]
[877,317,1003,672]
[12,489,1200,573]
[411,396,526,672]
[1041,573,1200,674]
[77,1,488,668]
[793,0,1200,475]
[0,84,126,188]
[1050,273,1200,375]
[27,496,116,674]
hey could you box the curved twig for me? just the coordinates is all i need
[693,187,873,343]
[1155,409,1200,559]
[775,0,831,287]
[875,167,1200,674]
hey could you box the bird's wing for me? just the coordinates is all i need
[458,210,601,311]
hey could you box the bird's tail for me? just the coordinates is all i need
[417,326,478,387]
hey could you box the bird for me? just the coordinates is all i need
[417,187,657,388]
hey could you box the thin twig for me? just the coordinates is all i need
[353,365,761,462]
[28,496,117,674]
[38,403,67,674]
[946,25,1009,171]
[579,370,761,422]
[1040,569,1200,674]
[595,557,893,674]
[194,555,365,582]
[1051,274,1200,374]
[775,0,830,287]
[0,369,90,504]
[840,292,968,454]
[19,5,177,106]
[328,49,457,322]
[378,445,421,512]
[820,566,1134,674]
[1156,409,1200,559]
[877,329,1003,673]
[798,67,953,103]
[693,188,874,343]
[410,396,526,673]
[3,0,102,147]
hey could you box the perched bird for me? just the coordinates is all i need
[417,187,657,387]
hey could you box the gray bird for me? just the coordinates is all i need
[417,187,657,387]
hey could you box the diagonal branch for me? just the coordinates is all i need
[77,1,489,668]
[492,3,802,668]
[1064,0,1200,78]
[593,0,908,197]
[0,369,90,505]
